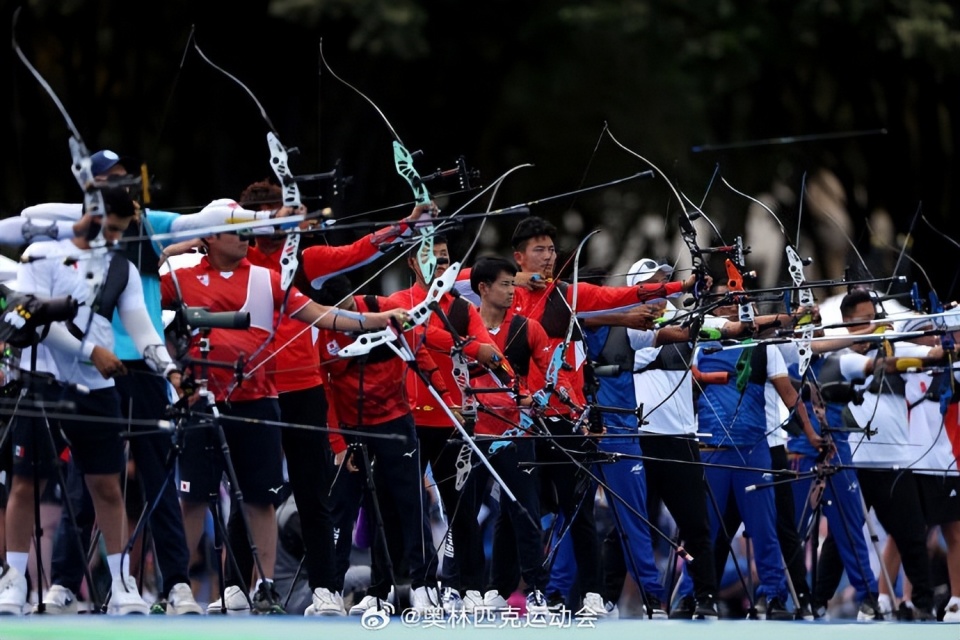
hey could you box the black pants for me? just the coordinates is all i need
[277,386,336,592]
[857,468,934,610]
[536,415,601,596]
[482,438,549,596]
[350,415,438,598]
[636,434,717,603]
[224,386,337,593]
[812,529,845,606]
[416,425,488,593]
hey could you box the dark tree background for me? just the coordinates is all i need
[2,0,958,303]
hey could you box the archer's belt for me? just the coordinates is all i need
[699,445,731,452]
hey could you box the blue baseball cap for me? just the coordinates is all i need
[91,149,123,176]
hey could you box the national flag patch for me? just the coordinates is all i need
[180,480,191,493]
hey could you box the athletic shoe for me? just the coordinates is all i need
[913,608,937,621]
[669,595,696,619]
[751,595,767,620]
[942,596,960,623]
[580,592,608,617]
[482,589,508,610]
[644,595,668,619]
[166,583,203,615]
[0,567,27,615]
[349,594,395,616]
[409,585,440,613]
[440,587,463,614]
[856,593,884,621]
[206,585,251,615]
[462,590,485,614]
[525,590,549,616]
[694,594,720,619]
[36,585,78,615]
[811,596,829,621]
[795,592,815,620]
[765,597,794,621]
[251,581,285,615]
[902,600,936,622]
[545,591,567,612]
[107,575,150,615]
[304,587,346,616]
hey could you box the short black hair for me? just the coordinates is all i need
[470,256,518,295]
[432,233,448,246]
[840,288,875,319]
[316,274,354,307]
[511,216,557,251]
[101,186,135,219]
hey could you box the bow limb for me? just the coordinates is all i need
[237,162,529,404]
[192,40,308,400]
[266,132,305,290]
[864,215,938,309]
[787,173,816,378]
[13,7,108,350]
[603,124,710,328]
[603,126,735,440]
[12,9,105,228]
[721,175,816,374]
[193,38,305,289]
[411,165,533,439]
[318,40,438,283]
[921,213,960,251]
[883,202,923,300]
[400,163,530,331]
[245,164,530,380]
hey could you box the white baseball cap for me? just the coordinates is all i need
[627,258,673,286]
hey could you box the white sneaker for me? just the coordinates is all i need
[36,585,78,615]
[107,575,150,615]
[0,566,14,592]
[0,567,27,615]
[462,590,485,613]
[304,588,346,616]
[348,594,395,616]
[441,587,463,614]
[943,596,960,623]
[482,589,508,610]
[206,585,251,615]
[166,583,203,615]
[581,592,608,617]
[410,585,440,613]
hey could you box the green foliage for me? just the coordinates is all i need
[3,0,959,296]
